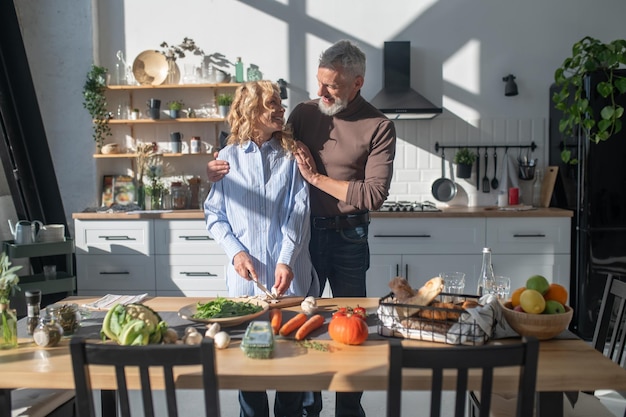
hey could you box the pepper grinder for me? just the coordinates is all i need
[25,289,42,335]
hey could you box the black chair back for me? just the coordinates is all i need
[70,337,220,417]
[387,337,539,417]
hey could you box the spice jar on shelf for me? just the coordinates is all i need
[170,181,189,210]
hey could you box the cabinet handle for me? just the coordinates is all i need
[180,272,217,277]
[178,235,213,241]
[373,234,432,238]
[99,236,136,241]
[512,233,546,238]
[405,264,408,278]
[395,264,399,276]
[99,271,130,275]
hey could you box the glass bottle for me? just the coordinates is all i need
[235,57,244,83]
[476,247,496,296]
[25,289,42,335]
[532,168,543,207]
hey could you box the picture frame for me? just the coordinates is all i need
[113,175,135,206]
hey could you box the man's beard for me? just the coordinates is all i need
[318,96,346,116]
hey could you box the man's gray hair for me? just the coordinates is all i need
[319,40,366,78]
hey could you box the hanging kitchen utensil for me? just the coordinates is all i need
[491,147,499,190]
[482,148,490,193]
[476,147,480,190]
[431,150,457,202]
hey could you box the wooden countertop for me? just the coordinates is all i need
[72,207,573,220]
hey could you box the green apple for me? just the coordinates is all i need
[544,300,565,314]
[526,275,550,295]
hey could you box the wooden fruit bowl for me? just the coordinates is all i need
[500,301,573,340]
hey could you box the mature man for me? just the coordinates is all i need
[207,40,396,416]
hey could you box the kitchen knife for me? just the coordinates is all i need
[249,272,277,299]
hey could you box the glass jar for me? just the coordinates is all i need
[170,182,189,210]
[33,311,63,347]
[46,303,80,335]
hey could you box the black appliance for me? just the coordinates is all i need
[370,41,442,120]
[549,69,626,339]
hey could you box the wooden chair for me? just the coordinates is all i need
[482,274,626,417]
[70,337,220,417]
[387,337,539,417]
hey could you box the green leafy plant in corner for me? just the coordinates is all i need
[216,94,233,106]
[553,36,626,164]
[82,65,112,150]
[453,148,477,165]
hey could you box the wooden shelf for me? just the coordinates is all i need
[107,117,224,124]
[93,152,212,158]
[106,83,240,90]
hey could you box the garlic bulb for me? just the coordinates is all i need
[213,331,231,349]
[301,296,318,315]
[183,329,203,345]
[205,322,221,338]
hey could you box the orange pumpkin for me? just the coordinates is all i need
[328,310,369,345]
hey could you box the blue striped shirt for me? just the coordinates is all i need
[204,138,319,297]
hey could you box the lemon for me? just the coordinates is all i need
[526,275,550,295]
[519,289,546,314]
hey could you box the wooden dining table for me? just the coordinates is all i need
[1,296,626,417]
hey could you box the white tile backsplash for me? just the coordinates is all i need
[387,117,547,207]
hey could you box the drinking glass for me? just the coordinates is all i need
[439,272,466,303]
[495,276,511,301]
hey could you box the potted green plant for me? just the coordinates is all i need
[453,148,476,178]
[167,100,184,118]
[552,36,626,164]
[82,65,112,151]
[216,94,233,118]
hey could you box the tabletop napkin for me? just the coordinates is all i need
[81,293,149,311]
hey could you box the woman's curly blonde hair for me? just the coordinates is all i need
[226,80,297,153]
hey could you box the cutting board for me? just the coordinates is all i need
[268,296,305,309]
[540,166,559,207]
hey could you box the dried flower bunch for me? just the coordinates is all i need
[160,37,204,61]
[0,253,21,303]
[134,142,157,184]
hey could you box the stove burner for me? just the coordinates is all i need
[378,201,441,212]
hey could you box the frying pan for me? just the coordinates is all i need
[431,151,457,202]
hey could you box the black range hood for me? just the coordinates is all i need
[370,41,442,120]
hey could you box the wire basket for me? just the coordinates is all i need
[377,292,491,345]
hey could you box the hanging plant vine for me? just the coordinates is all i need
[82,65,112,150]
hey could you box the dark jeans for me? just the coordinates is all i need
[304,223,369,417]
[239,391,304,417]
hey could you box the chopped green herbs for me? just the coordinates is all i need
[193,297,263,319]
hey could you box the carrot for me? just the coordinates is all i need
[279,312,307,336]
[295,314,325,341]
[269,309,282,335]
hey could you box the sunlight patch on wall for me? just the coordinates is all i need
[305,0,437,45]
[443,39,480,95]
[443,95,480,125]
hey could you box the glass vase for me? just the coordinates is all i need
[0,302,18,349]
[166,59,178,85]
[136,182,146,210]
[150,189,163,210]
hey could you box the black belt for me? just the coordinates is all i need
[312,212,370,230]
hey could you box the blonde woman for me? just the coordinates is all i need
[204,81,318,417]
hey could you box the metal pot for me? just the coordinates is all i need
[431,153,457,202]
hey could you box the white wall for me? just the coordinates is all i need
[11,0,626,230]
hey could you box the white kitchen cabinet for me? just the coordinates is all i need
[487,217,571,291]
[367,218,485,296]
[367,216,571,297]
[155,254,229,296]
[76,254,156,295]
[74,219,153,255]
[154,220,228,296]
